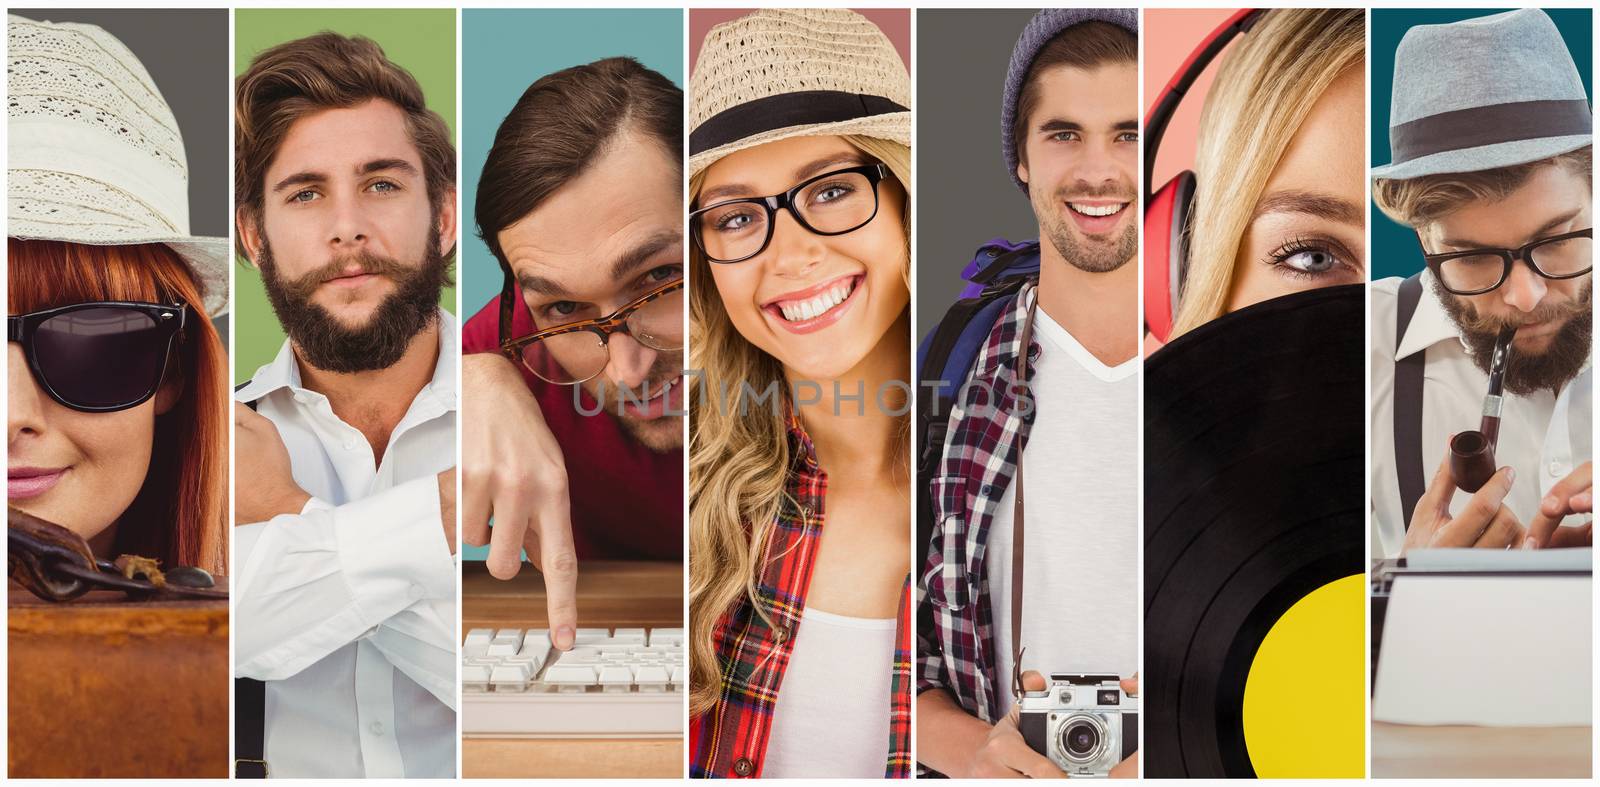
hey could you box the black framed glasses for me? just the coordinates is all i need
[8,301,187,413]
[498,276,684,385]
[1421,228,1592,295]
[690,163,891,263]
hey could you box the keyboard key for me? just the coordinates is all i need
[635,665,670,691]
[649,629,685,647]
[522,629,552,654]
[463,663,492,690]
[465,628,494,658]
[491,662,532,692]
[598,665,635,691]
[543,664,598,689]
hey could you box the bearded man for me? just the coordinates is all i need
[1371,9,1593,556]
[229,32,459,778]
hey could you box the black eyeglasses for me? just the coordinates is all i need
[498,276,684,385]
[690,163,891,263]
[1421,228,1592,295]
[8,301,187,413]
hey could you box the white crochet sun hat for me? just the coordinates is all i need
[689,8,911,179]
[8,14,229,316]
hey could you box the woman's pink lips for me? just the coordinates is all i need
[762,274,864,335]
[8,467,65,500]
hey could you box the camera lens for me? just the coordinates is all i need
[1059,718,1102,761]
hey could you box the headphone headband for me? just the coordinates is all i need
[1143,9,1264,199]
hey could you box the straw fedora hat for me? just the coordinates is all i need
[8,14,230,316]
[1372,8,1592,182]
[689,8,910,179]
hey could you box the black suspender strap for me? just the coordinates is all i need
[235,677,267,778]
[1394,273,1426,529]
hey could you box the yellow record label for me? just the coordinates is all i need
[1242,573,1366,777]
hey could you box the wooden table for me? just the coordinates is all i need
[461,560,684,779]
[1372,722,1592,778]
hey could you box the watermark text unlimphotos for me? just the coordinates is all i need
[573,369,1032,418]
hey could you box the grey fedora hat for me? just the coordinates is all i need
[1372,9,1591,181]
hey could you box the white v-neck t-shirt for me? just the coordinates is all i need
[762,607,896,777]
[985,306,1139,716]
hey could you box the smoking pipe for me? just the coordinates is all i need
[1450,325,1517,493]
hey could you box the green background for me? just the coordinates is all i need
[457,8,683,562]
[1370,8,1592,281]
[233,8,458,383]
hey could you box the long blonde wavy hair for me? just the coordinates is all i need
[1169,8,1365,338]
[688,135,911,716]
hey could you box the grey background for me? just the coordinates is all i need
[14,8,230,336]
[917,9,1040,342]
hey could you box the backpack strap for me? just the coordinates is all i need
[1394,273,1426,530]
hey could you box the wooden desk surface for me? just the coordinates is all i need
[1372,722,1592,778]
[461,560,684,779]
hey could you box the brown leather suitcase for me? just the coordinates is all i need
[7,582,229,777]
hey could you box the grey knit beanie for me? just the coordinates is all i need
[1002,8,1139,194]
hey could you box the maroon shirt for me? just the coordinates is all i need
[461,295,683,560]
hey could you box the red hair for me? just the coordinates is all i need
[8,239,228,574]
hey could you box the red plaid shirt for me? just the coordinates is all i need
[690,410,912,778]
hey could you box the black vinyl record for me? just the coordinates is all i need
[1143,284,1365,778]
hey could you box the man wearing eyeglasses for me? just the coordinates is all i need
[1370,9,1593,558]
[458,58,685,652]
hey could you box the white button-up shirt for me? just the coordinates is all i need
[1372,275,1592,557]
[234,310,458,778]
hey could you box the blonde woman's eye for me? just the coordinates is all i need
[1266,239,1351,279]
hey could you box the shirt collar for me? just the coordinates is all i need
[784,401,821,473]
[235,308,459,406]
[1396,271,1473,361]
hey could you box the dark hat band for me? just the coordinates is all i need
[689,90,908,156]
[1390,98,1592,165]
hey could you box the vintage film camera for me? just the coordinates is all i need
[1017,674,1138,777]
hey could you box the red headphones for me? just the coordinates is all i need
[1143,9,1264,342]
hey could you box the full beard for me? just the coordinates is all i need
[578,349,685,453]
[257,223,454,374]
[1435,277,1592,396]
[1033,181,1137,273]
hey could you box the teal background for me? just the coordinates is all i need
[1371,8,1592,280]
[459,8,683,562]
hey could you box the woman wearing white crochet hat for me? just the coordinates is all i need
[7,13,230,577]
[685,8,913,779]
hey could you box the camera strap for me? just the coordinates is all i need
[1010,294,1036,703]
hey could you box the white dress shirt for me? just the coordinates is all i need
[235,309,458,778]
[1372,275,1592,558]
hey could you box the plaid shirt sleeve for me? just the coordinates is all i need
[914,284,1038,735]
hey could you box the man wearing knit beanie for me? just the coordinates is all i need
[917,8,1139,779]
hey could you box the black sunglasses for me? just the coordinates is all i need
[8,301,187,413]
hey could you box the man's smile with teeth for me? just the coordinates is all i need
[1068,202,1126,217]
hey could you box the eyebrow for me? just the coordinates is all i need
[1251,189,1364,227]
[271,158,420,194]
[516,230,682,298]
[1036,119,1139,133]
[698,154,866,205]
[1439,207,1586,249]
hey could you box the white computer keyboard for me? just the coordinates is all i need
[462,627,685,738]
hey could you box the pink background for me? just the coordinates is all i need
[689,9,911,72]
[1144,8,1240,187]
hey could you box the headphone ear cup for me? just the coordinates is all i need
[1142,170,1196,344]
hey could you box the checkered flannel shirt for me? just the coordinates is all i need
[690,409,913,778]
[916,281,1039,729]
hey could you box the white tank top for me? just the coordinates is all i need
[760,607,896,778]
